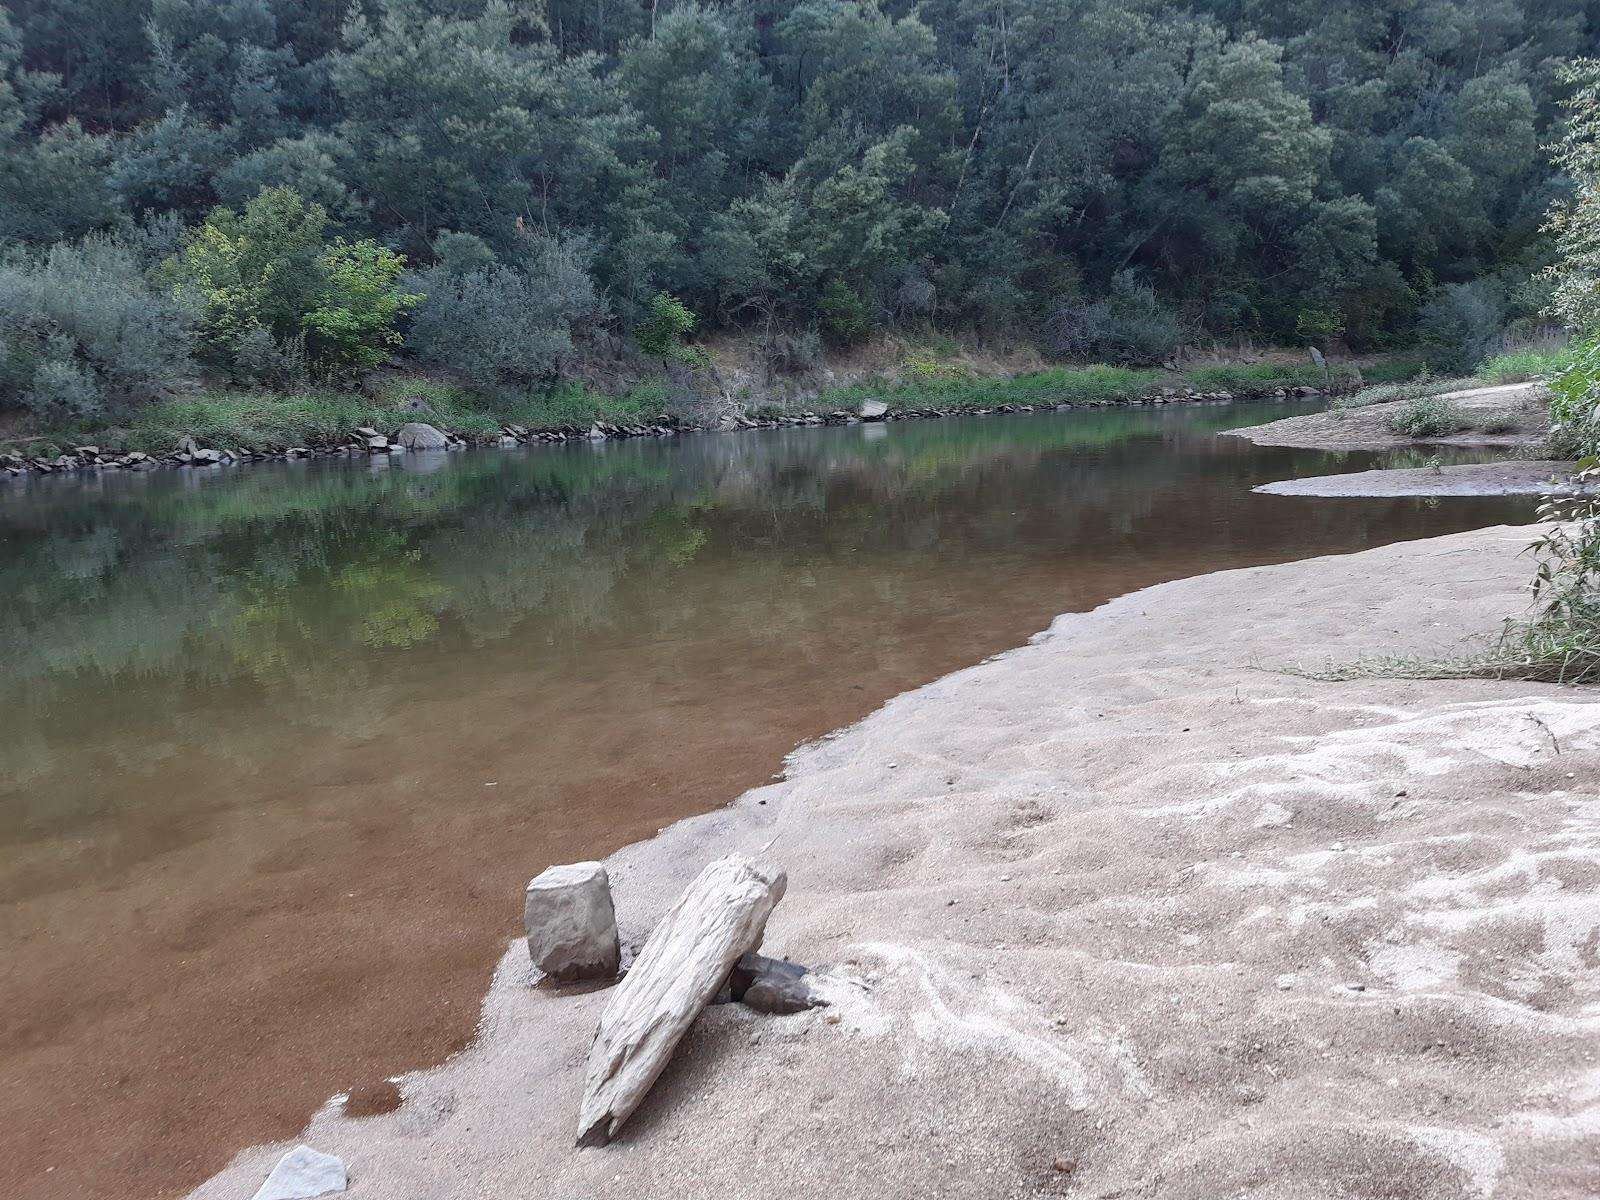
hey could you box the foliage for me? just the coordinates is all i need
[1478,344,1574,385]
[1388,395,1466,439]
[1489,469,1600,684]
[406,235,607,395]
[1546,337,1600,458]
[1329,371,1448,412]
[1544,60,1600,333]
[1416,281,1507,375]
[817,279,871,347]
[635,292,706,366]
[174,186,416,377]
[1046,272,1184,366]
[301,239,420,374]
[0,233,196,421]
[1,0,1594,418]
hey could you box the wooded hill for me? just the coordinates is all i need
[1,0,1596,421]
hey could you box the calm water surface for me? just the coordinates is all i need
[0,402,1534,1198]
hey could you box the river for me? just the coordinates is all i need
[0,400,1533,1199]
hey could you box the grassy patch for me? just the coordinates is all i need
[1478,344,1574,384]
[40,378,660,452]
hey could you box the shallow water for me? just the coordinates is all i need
[0,402,1534,1199]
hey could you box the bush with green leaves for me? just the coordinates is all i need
[635,292,707,366]
[1546,337,1600,457]
[405,236,607,395]
[1045,272,1185,366]
[1388,394,1466,438]
[0,234,197,422]
[1416,280,1506,374]
[174,186,419,379]
[817,278,872,346]
[302,239,420,374]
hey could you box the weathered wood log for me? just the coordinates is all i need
[576,854,787,1147]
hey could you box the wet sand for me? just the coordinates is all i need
[192,525,1600,1200]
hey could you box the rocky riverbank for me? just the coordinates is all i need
[0,382,1321,480]
[190,524,1600,1200]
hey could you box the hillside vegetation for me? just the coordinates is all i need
[0,1,1596,437]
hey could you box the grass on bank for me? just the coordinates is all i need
[32,379,666,455]
[15,356,1377,457]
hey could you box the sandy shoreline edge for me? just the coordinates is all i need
[192,524,1600,1200]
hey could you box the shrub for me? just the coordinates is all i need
[1330,370,1447,412]
[1046,271,1184,366]
[635,292,707,366]
[175,187,419,378]
[1416,280,1506,374]
[0,234,197,423]
[1389,394,1466,438]
[302,239,421,374]
[405,236,607,395]
[174,186,328,354]
[1547,336,1600,457]
[817,278,872,346]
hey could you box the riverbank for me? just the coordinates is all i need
[0,355,1360,479]
[190,524,1600,1200]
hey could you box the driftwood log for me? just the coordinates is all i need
[576,854,787,1146]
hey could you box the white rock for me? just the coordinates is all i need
[524,861,620,981]
[251,1145,346,1200]
[859,399,889,419]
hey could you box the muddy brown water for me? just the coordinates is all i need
[0,402,1534,1200]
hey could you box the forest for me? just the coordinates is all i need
[1,0,1598,428]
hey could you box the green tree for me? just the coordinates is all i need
[302,239,421,373]
[635,292,705,365]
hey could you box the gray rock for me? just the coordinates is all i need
[729,951,825,1015]
[524,861,620,982]
[251,1145,346,1200]
[859,399,889,419]
[364,434,389,452]
[394,422,450,451]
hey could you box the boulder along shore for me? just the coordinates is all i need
[191,524,1600,1200]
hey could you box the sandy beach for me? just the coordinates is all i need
[1254,460,1581,497]
[1225,382,1551,453]
[191,524,1600,1200]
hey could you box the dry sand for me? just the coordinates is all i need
[1255,460,1580,498]
[191,525,1600,1200]
[1226,382,1549,452]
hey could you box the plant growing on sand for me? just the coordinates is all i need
[1388,393,1466,437]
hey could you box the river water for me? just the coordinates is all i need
[0,401,1534,1199]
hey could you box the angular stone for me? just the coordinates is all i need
[524,861,619,982]
[364,434,389,452]
[251,1145,346,1200]
[729,951,825,1015]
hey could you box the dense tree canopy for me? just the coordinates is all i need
[1,0,1598,409]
